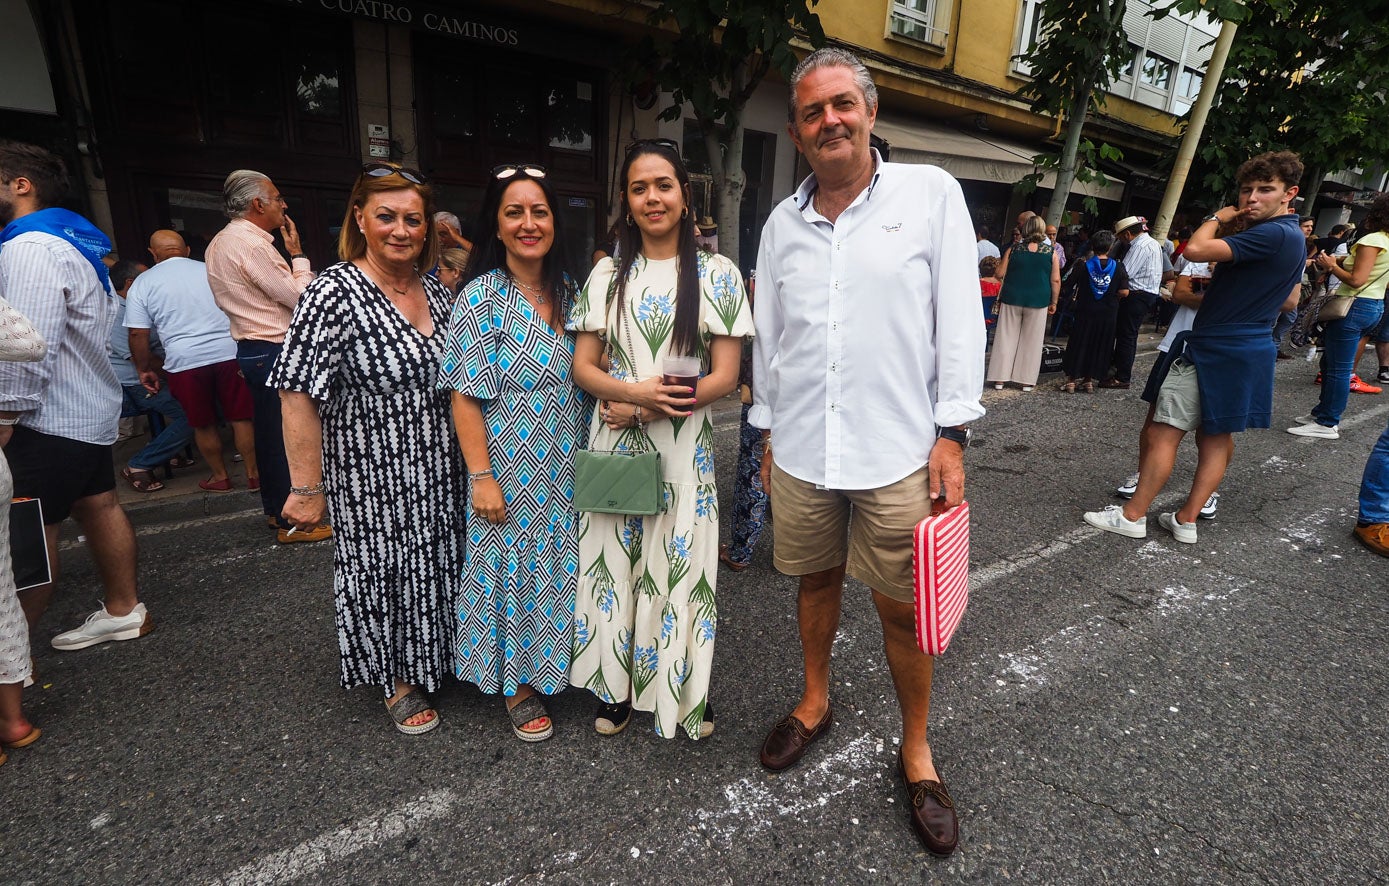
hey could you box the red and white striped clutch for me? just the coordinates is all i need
[911,500,970,655]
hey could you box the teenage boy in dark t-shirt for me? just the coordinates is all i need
[1085,150,1305,545]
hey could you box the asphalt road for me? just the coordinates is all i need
[3,350,1387,885]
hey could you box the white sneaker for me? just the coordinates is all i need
[1158,512,1198,544]
[1116,474,1140,499]
[1286,421,1339,439]
[1084,505,1147,539]
[51,603,152,651]
[1293,414,1315,425]
[1199,492,1219,520]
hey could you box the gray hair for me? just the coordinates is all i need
[223,169,272,219]
[787,47,879,123]
[434,210,460,229]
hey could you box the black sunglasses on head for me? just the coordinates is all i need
[491,164,547,180]
[360,162,428,185]
[625,138,680,157]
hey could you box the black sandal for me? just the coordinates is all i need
[594,700,632,736]
[385,689,439,735]
[507,694,554,742]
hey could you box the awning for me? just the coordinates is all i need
[872,114,1125,201]
[0,0,56,115]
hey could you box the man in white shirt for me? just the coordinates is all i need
[126,230,258,494]
[1104,215,1170,388]
[0,140,150,650]
[975,226,1000,263]
[750,47,984,858]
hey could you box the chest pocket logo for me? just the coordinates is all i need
[882,222,903,233]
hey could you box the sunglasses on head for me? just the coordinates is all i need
[491,164,547,180]
[360,162,428,185]
[625,138,680,157]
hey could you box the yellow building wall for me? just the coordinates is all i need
[525,0,1183,154]
[812,0,1183,145]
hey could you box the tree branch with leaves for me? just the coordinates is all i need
[632,0,825,266]
[1013,0,1135,224]
[1159,0,1389,210]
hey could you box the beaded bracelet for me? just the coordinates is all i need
[290,482,325,496]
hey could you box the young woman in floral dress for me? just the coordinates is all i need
[567,140,753,739]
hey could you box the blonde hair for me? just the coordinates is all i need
[337,167,439,271]
[439,247,469,272]
[1022,215,1047,245]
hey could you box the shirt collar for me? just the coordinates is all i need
[230,216,274,243]
[794,148,885,215]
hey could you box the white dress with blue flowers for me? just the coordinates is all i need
[567,252,753,739]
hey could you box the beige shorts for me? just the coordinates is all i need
[1152,357,1202,432]
[769,463,931,604]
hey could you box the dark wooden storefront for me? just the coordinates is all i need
[75,0,611,272]
[76,0,361,263]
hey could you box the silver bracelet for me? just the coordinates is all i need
[290,482,325,496]
[469,470,495,480]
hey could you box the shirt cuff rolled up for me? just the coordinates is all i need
[747,404,772,429]
[933,399,985,429]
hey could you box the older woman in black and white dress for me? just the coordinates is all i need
[272,164,465,735]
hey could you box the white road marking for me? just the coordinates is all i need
[691,732,882,845]
[212,789,457,886]
[1341,402,1389,430]
[58,507,263,551]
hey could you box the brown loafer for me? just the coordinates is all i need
[759,707,832,771]
[899,752,958,857]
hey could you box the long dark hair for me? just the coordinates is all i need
[462,170,573,329]
[1360,193,1389,237]
[612,143,701,358]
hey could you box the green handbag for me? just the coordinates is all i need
[573,448,663,515]
[573,272,665,515]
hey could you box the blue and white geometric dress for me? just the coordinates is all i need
[439,269,584,698]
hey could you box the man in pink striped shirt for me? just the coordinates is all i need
[205,170,330,543]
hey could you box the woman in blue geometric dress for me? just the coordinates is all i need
[441,165,584,742]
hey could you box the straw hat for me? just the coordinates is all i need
[696,215,718,234]
[1114,215,1148,235]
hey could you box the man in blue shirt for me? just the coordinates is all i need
[1085,151,1305,544]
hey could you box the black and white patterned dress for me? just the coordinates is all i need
[271,262,465,696]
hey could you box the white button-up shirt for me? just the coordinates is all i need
[1121,231,1163,294]
[0,232,121,444]
[751,154,986,490]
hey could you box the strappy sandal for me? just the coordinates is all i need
[1081,380,1096,393]
[718,545,749,572]
[121,467,165,493]
[385,689,439,735]
[507,694,554,742]
[2,727,41,750]
[167,455,197,470]
[1061,381,1076,393]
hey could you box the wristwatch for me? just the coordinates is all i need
[938,426,971,448]
[1200,213,1222,225]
